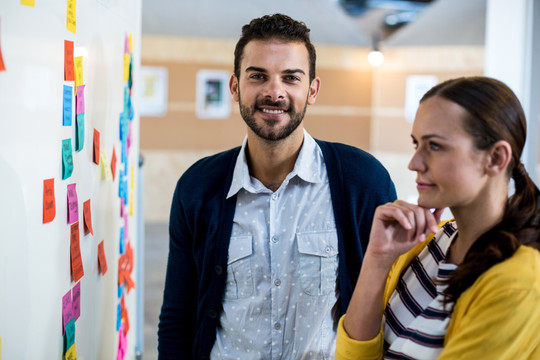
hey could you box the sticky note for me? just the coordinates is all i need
[70,222,84,282]
[21,0,35,6]
[43,178,56,223]
[62,139,74,180]
[93,129,100,164]
[124,34,130,54]
[0,44,5,71]
[123,53,130,82]
[64,318,75,352]
[120,198,124,218]
[128,33,133,53]
[62,289,73,335]
[75,113,84,151]
[74,56,83,90]
[67,183,78,224]
[111,146,117,181]
[66,0,76,34]
[129,191,134,216]
[72,281,81,321]
[116,303,121,331]
[98,240,108,275]
[65,344,77,360]
[64,40,74,81]
[119,227,125,254]
[0,336,2,360]
[63,85,73,126]
[83,199,93,235]
[76,85,85,115]
[130,165,134,190]
[100,149,112,180]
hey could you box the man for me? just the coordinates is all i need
[158,13,396,360]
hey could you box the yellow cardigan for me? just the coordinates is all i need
[336,235,540,360]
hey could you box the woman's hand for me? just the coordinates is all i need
[367,200,444,269]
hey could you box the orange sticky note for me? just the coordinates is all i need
[21,0,35,6]
[43,178,56,223]
[83,199,93,235]
[70,222,84,282]
[64,40,74,81]
[93,129,100,164]
[98,240,108,275]
[111,146,117,181]
[66,0,76,34]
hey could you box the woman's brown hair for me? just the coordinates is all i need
[420,76,540,306]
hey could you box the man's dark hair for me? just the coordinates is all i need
[233,13,317,82]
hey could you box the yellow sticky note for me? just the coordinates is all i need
[130,165,134,190]
[129,191,134,216]
[21,0,35,6]
[65,344,77,360]
[66,0,76,34]
[128,33,133,53]
[74,56,83,91]
[123,54,130,82]
[100,149,113,180]
[0,336,2,360]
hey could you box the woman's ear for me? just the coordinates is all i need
[486,140,512,176]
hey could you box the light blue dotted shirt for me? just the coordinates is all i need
[210,130,339,360]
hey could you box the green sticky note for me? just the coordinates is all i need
[76,113,85,151]
[64,318,75,353]
[62,139,74,180]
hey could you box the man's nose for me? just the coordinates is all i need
[263,77,285,101]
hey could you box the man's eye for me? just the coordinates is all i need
[250,74,264,80]
[285,75,299,81]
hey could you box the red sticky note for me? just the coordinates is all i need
[70,222,84,282]
[83,199,93,235]
[62,289,73,335]
[111,146,117,181]
[67,183,78,224]
[43,178,56,223]
[64,40,74,81]
[76,85,85,114]
[98,240,108,275]
[93,129,100,164]
[0,44,5,72]
[72,281,81,321]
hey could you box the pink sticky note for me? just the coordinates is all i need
[120,197,125,218]
[76,85,85,114]
[67,183,79,224]
[72,281,81,321]
[62,289,73,335]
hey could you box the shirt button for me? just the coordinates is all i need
[271,236,278,243]
[274,279,281,286]
[325,246,332,254]
[214,265,223,275]
[208,310,217,319]
[274,322,281,330]
[271,193,278,200]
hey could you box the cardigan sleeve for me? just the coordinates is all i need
[335,315,384,360]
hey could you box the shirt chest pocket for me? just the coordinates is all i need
[224,235,254,300]
[297,230,339,296]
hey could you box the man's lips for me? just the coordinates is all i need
[261,108,286,114]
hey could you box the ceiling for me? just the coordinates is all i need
[141,0,486,47]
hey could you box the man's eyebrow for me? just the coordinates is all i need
[282,68,305,75]
[245,66,267,73]
[244,66,306,76]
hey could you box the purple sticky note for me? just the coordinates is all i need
[62,289,73,335]
[72,281,81,321]
[120,197,125,218]
[76,85,85,115]
[67,183,79,224]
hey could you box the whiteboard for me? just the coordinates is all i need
[0,0,141,359]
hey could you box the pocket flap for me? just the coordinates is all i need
[227,235,253,264]
[297,230,338,258]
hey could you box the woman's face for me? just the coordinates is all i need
[408,96,490,211]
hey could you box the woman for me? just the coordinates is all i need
[336,76,540,359]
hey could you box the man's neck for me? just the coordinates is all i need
[246,129,304,192]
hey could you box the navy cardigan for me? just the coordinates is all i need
[158,140,397,360]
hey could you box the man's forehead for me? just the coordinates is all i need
[240,40,310,69]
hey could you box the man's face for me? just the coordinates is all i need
[229,40,320,142]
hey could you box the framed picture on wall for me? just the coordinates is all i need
[196,69,231,119]
[139,66,168,116]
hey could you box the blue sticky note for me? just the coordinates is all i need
[119,227,125,254]
[118,284,123,299]
[62,139,74,180]
[116,303,122,331]
[63,85,73,126]
[75,113,85,151]
[64,318,75,352]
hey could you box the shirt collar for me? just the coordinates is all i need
[227,130,325,199]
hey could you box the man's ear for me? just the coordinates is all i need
[307,77,321,105]
[486,140,512,176]
[229,74,239,102]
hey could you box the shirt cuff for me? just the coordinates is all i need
[335,315,384,360]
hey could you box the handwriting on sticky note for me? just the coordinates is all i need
[66,0,76,34]
[43,178,56,223]
[111,146,117,181]
[98,240,108,275]
[70,222,84,282]
[64,318,76,352]
[75,113,84,151]
[100,149,113,180]
[123,53,130,82]
[21,0,35,6]
[93,129,100,164]
[67,183,78,224]
[62,289,73,335]
[72,282,81,321]
[76,85,85,115]
[74,56,83,89]
[63,85,73,126]
[64,40,74,81]
[65,343,77,360]
[62,139,74,180]
[83,199,93,235]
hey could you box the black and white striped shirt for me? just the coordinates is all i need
[383,222,458,359]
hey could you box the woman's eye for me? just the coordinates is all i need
[412,140,418,149]
[429,142,440,151]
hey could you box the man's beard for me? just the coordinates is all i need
[238,93,308,142]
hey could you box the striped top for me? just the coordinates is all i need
[383,222,458,359]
